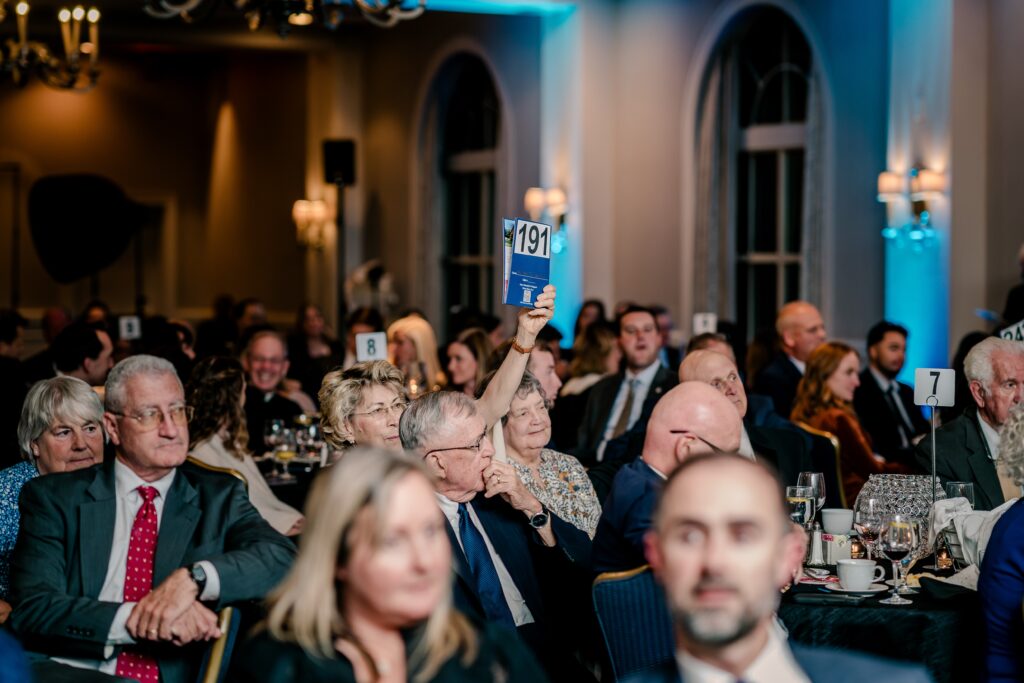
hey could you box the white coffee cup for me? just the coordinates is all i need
[836,559,885,591]
[821,508,854,535]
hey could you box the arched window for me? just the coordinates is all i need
[435,54,501,335]
[694,6,821,345]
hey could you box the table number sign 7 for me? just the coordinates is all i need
[914,368,955,407]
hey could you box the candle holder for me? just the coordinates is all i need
[1,1,101,91]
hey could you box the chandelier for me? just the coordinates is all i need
[143,0,425,35]
[1,0,101,91]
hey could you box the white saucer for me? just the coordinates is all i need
[824,583,887,594]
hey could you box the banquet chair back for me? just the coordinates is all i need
[186,456,249,491]
[796,423,846,508]
[592,565,674,681]
[196,607,240,683]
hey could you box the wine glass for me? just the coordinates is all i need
[263,418,285,454]
[797,472,826,523]
[403,362,428,399]
[854,497,883,560]
[895,519,928,594]
[785,486,816,531]
[273,429,298,482]
[879,514,916,605]
[944,481,976,509]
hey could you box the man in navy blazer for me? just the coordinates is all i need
[752,300,826,418]
[400,390,591,678]
[593,382,741,573]
[630,452,932,683]
[576,306,678,467]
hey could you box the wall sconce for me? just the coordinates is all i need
[523,186,568,226]
[876,167,946,245]
[292,199,331,249]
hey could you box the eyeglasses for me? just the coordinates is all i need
[111,405,194,431]
[352,400,409,420]
[668,430,729,454]
[425,431,488,457]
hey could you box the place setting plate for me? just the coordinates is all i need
[823,583,888,594]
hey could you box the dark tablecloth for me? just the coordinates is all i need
[780,575,983,683]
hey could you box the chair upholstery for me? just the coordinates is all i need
[796,423,846,508]
[196,606,240,683]
[592,565,674,682]
[186,456,249,490]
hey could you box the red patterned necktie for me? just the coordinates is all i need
[115,485,161,683]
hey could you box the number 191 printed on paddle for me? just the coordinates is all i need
[503,218,552,306]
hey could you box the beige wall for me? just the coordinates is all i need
[0,48,307,320]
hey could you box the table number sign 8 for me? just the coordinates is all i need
[356,332,388,362]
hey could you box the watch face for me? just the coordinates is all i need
[530,512,548,528]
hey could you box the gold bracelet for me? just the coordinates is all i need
[510,337,535,354]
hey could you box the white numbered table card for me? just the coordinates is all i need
[914,368,956,407]
[355,332,388,362]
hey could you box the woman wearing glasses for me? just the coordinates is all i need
[320,286,557,453]
[0,377,105,619]
[187,357,304,536]
[238,448,547,683]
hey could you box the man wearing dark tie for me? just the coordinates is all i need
[10,355,295,683]
[853,322,929,469]
[577,305,677,466]
[627,453,932,682]
[400,390,591,680]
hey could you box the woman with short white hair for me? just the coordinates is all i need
[0,377,105,609]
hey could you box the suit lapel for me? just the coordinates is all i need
[153,471,201,585]
[594,373,625,434]
[80,465,117,598]
[963,417,1004,509]
[444,516,471,584]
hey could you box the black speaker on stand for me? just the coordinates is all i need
[323,139,357,339]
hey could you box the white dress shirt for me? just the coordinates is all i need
[56,460,221,675]
[979,413,1001,461]
[434,493,534,626]
[787,355,806,375]
[738,426,756,460]
[676,626,810,683]
[597,361,662,461]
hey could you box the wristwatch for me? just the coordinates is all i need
[528,507,549,529]
[187,563,207,595]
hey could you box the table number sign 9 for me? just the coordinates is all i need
[356,332,388,362]
[503,218,552,306]
[914,368,955,407]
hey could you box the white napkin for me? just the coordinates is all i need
[929,496,1017,566]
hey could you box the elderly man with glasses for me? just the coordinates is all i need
[592,381,742,573]
[10,354,295,683]
[399,390,592,681]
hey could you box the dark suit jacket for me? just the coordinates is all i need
[445,494,591,635]
[979,498,1024,682]
[620,642,933,682]
[914,407,1003,511]
[854,369,929,468]
[245,387,303,454]
[747,424,812,488]
[10,459,296,683]
[593,458,662,573]
[576,366,677,467]
[752,354,803,418]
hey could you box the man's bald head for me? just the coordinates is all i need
[642,381,742,475]
[679,350,747,418]
[776,301,826,362]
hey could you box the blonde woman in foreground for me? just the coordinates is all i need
[237,447,549,683]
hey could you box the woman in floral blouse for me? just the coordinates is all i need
[498,373,600,537]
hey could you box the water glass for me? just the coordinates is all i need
[944,481,976,509]
[797,472,827,522]
[879,514,915,606]
[785,485,816,530]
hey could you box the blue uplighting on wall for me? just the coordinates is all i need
[548,225,580,348]
[885,231,948,389]
[428,0,574,16]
